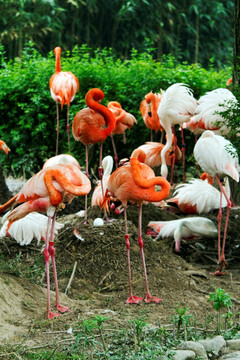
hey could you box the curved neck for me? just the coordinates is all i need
[85,88,116,136]
[130,158,170,201]
[55,48,61,73]
[103,156,114,175]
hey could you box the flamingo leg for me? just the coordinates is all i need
[124,207,143,304]
[49,211,70,314]
[213,176,232,275]
[150,129,153,142]
[180,127,186,183]
[82,145,89,224]
[170,127,176,187]
[138,205,162,303]
[55,102,59,155]
[111,135,118,169]
[122,132,126,144]
[98,142,109,221]
[66,104,71,154]
[44,215,60,319]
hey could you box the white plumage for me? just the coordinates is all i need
[184,88,238,135]
[167,177,229,214]
[194,130,239,181]
[0,212,64,246]
[148,217,218,252]
[43,154,80,169]
[157,83,198,178]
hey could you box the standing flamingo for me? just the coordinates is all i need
[193,130,239,275]
[147,217,218,252]
[183,88,238,136]
[157,83,198,182]
[140,91,164,141]
[72,88,116,223]
[166,173,230,214]
[108,101,137,168]
[105,153,170,303]
[0,140,10,155]
[91,155,114,216]
[0,163,91,318]
[50,47,79,155]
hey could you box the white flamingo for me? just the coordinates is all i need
[193,130,239,274]
[157,83,198,182]
[147,217,218,252]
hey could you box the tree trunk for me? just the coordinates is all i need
[0,166,12,204]
[233,0,240,85]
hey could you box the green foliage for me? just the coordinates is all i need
[208,288,232,312]
[0,43,233,179]
[173,304,194,333]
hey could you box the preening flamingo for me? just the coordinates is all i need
[43,153,80,170]
[140,91,163,141]
[1,212,63,246]
[105,154,170,303]
[50,47,79,155]
[108,101,137,168]
[157,83,198,182]
[72,88,116,223]
[166,173,230,214]
[0,163,91,318]
[147,217,218,252]
[130,136,182,184]
[193,130,239,275]
[91,155,114,216]
[0,140,10,155]
[183,88,238,136]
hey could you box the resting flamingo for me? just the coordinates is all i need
[104,150,170,303]
[166,173,230,214]
[108,101,137,168]
[140,91,164,141]
[194,130,239,275]
[157,83,198,182]
[183,88,238,137]
[72,88,116,223]
[1,211,64,246]
[0,162,91,318]
[50,47,79,154]
[130,135,182,185]
[147,217,217,253]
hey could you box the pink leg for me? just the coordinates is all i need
[124,207,143,304]
[180,127,186,183]
[98,142,109,221]
[213,176,232,275]
[138,205,162,303]
[49,211,70,314]
[66,104,71,154]
[55,102,59,155]
[82,145,89,224]
[44,215,60,319]
[111,135,119,169]
[170,127,176,187]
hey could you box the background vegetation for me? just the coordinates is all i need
[0,42,236,178]
[0,0,234,68]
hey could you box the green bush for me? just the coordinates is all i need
[0,43,233,178]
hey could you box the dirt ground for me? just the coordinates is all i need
[0,190,240,349]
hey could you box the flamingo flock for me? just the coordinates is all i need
[0,47,239,318]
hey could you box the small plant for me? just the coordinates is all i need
[173,304,194,334]
[208,287,232,333]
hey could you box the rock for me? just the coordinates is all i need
[219,351,240,359]
[198,335,226,356]
[173,350,196,360]
[226,339,240,351]
[178,341,208,359]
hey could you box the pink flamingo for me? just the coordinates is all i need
[108,101,137,168]
[0,163,91,318]
[50,47,79,154]
[72,88,116,223]
[0,140,10,155]
[105,152,170,303]
[140,91,164,141]
[194,130,239,275]
[157,83,198,182]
